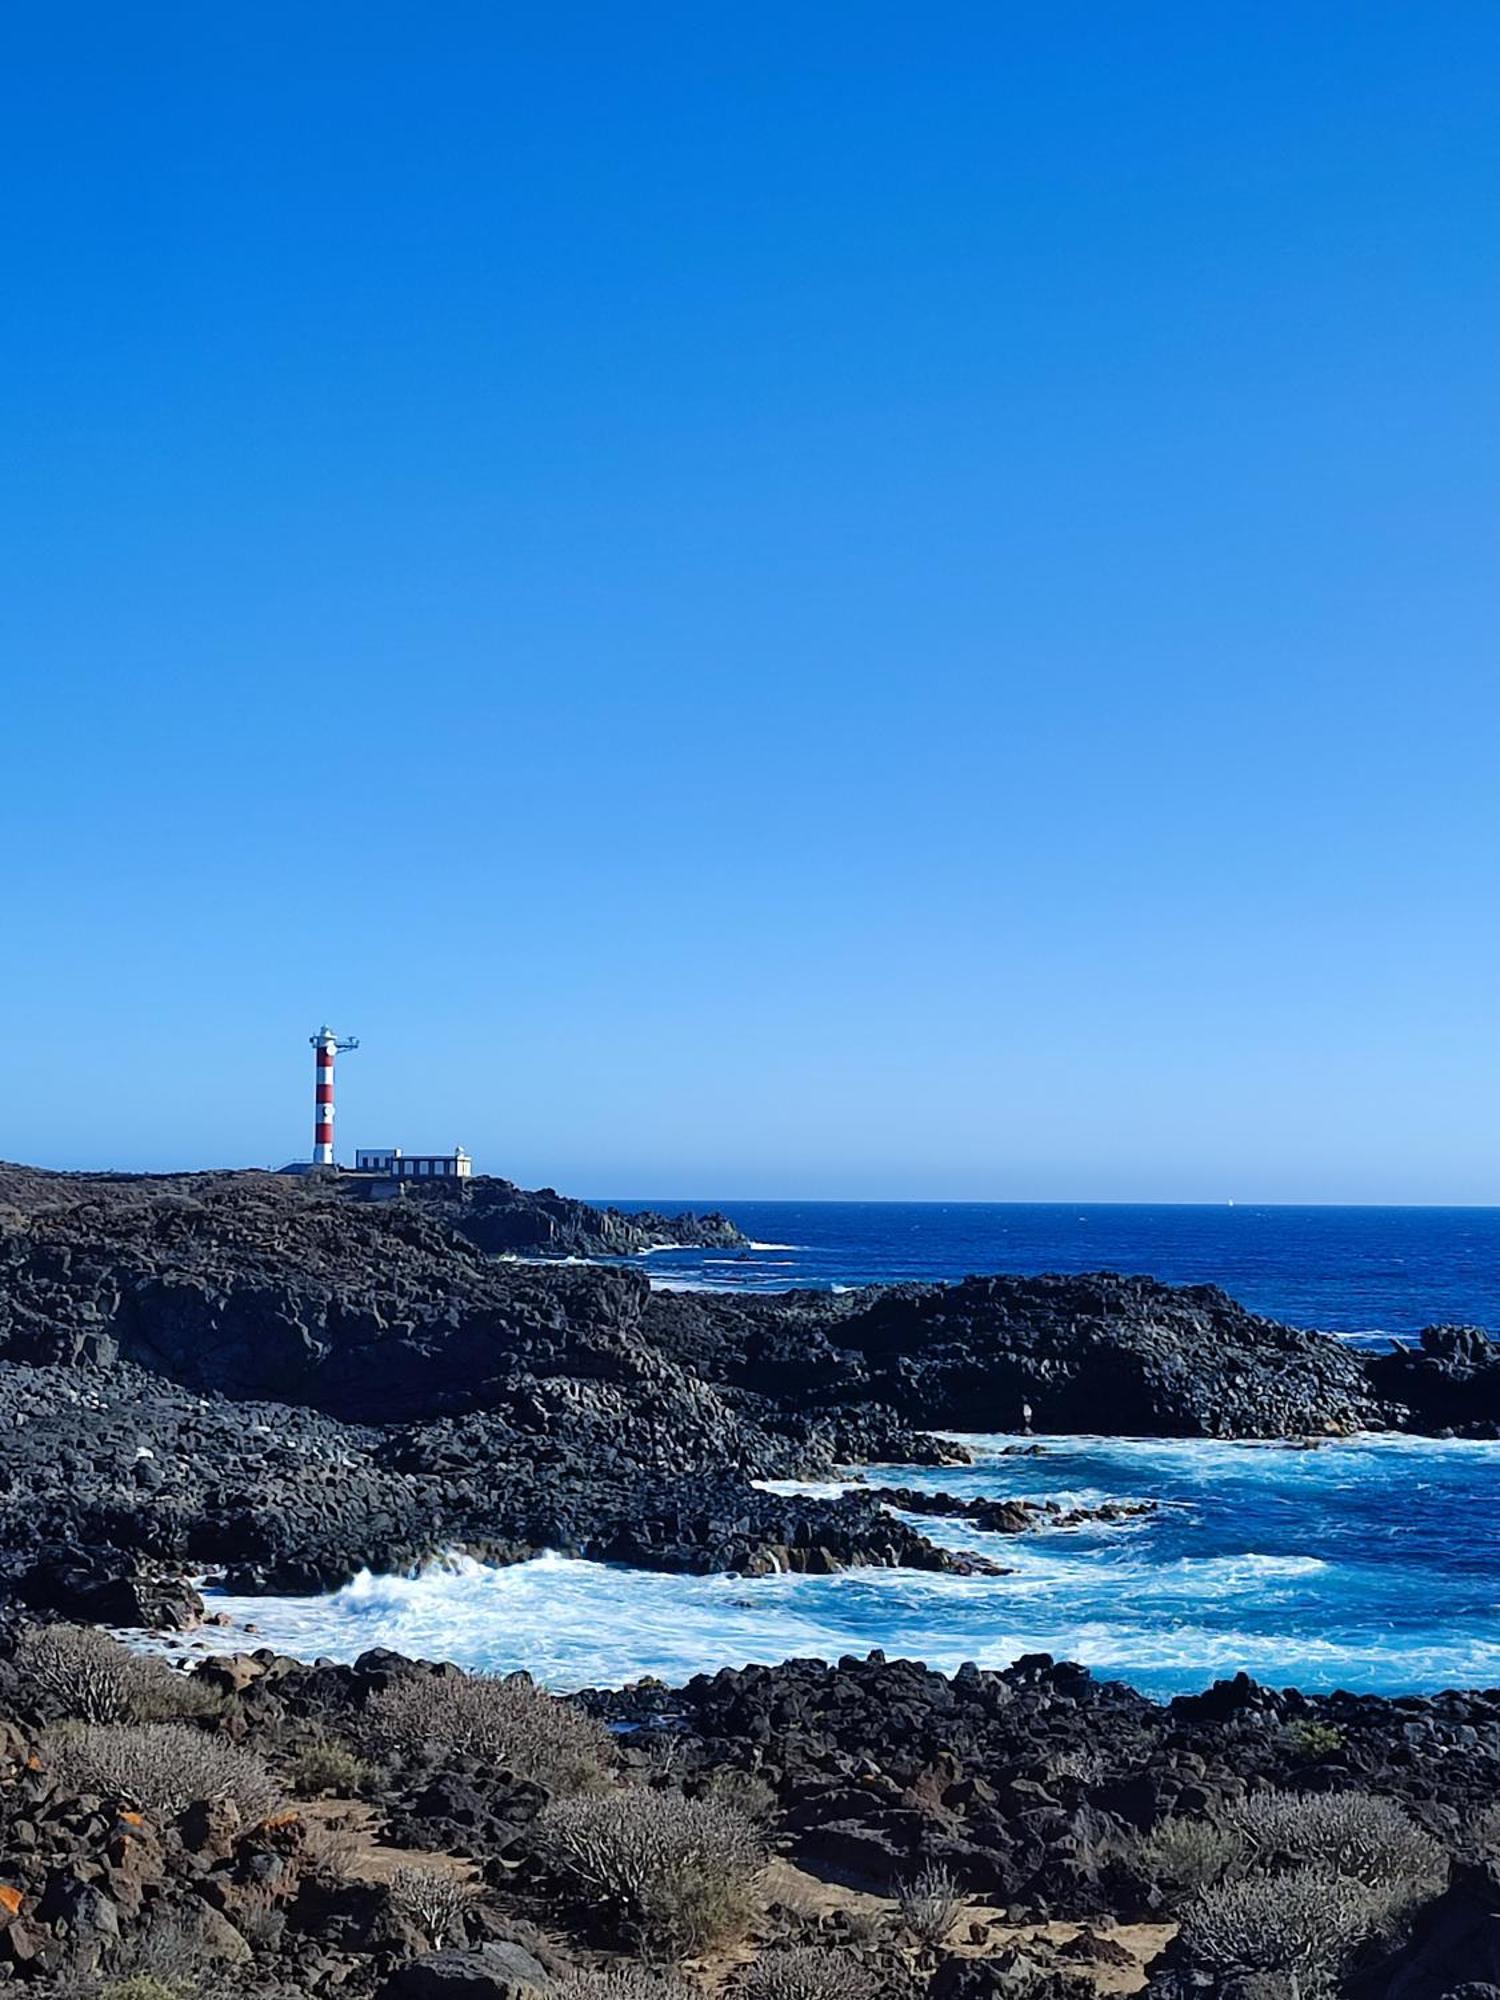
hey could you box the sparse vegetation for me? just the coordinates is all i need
[536,1787,764,1955]
[1179,1869,1384,1986]
[1226,1789,1444,1903]
[100,1980,196,2000]
[1176,1791,1447,1988]
[286,1733,374,1798]
[387,1864,481,1949]
[14,1625,220,1726]
[43,1721,282,1824]
[544,1972,699,2000]
[1125,1816,1239,1902]
[1467,1797,1500,1857]
[301,1821,364,1881]
[363,1671,610,1793]
[739,1945,870,2000]
[897,1861,964,1944]
[702,1766,778,1825]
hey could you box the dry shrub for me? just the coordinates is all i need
[43,1721,282,1824]
[387,1865,481,1949]
[15,1626,219,1726]
[100,1981,196,2000]
[1127,1816,1239,1901]
[545,1973,699,2000]
[703,1767,778,1826]
[364,1671,610,1793]
[1468,1798,1500,1857]
[302,1821,364,1881]
[897,1862,964,1945]
[1226,1790,1444,1903]
[537,1788,764,1955]
[1179,1869,1385,1984]
[739,1945,870,2000]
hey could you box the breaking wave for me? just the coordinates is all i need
[160,1433,1500,1700]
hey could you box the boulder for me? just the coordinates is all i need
[377,1940,550,2000]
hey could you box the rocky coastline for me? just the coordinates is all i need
[2,1164,1500,1998]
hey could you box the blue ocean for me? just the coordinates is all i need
[174,1203,1500,1697]
[612,1199,1500,1343]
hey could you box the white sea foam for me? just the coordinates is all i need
[137,1432,1500,1700]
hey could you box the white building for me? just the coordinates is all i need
[355,1147,473,1180]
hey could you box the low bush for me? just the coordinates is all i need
[14,1626,219,1726]
[387,1865,481,1949]
[898,1862,964,1944]
[1467,1798,1500,1857]
[364,1671,610,1793]
[1179,1869,1384,1985]
[100,1980,195,2000]
[702,1767,779,1826]
[1126,1816,1239,1902]
[43,1721,282,1824]
[1227,1790,1445,1904]
[287,1734,374,1798]
[739,1945,870,2000]
[536,1787,764,1955]
[545,1973,698,2000]
[1281,1718,1345,1762]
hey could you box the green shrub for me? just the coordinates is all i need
[1281,1718,1345,1762]
[287,1734,374,1798]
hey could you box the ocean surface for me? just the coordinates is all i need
[610,1199,1500,1342]
[170,1203,1500,1698]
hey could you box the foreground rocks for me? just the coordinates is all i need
[0,1635,1494,1998]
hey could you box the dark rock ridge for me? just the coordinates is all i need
[1366,1323,1500,1435]
[383,1172,746,1258]
[0,1159,743,1266]
[840,1271,1385,1437]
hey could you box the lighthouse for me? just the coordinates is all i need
[310,1026,359,1166]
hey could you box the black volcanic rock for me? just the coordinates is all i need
[1365,1323,1500,1435]
[389,1173,746,1258]
[0,1162,1457,1604]
[836,1270,1386,1438]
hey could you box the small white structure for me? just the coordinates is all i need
[355,1147,473,1180]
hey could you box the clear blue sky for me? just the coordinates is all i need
[2,4,1497,1201]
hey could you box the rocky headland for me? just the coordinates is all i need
[2,1164,1499,1999]
[0,1163,1496,1611]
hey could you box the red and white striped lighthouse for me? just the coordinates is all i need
[310,1026,359,1167]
